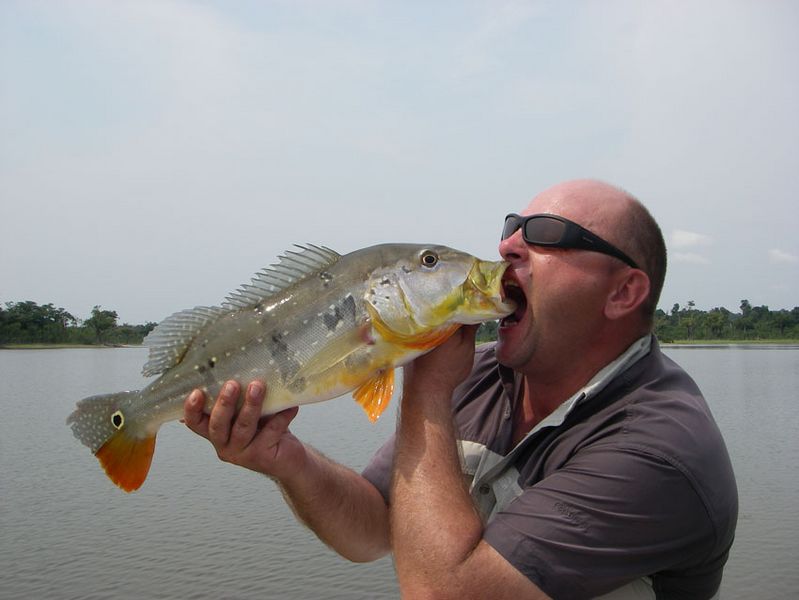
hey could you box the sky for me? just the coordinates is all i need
[1,0,797,325]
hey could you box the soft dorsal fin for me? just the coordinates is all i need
[223,244,341,310]
[142,306,227,376]
[141,244,340,377]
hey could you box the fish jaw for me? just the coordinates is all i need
[455,259,516,324]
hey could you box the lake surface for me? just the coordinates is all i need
[1,346,797,599]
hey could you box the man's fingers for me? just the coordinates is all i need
[228,381,266,449]
[208,380,240,447]
[183,389,210,438]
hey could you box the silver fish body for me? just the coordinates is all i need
[68,243,514,491]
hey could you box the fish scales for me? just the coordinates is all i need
[67,243,514,491]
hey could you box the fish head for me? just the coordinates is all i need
[366,244,516,338]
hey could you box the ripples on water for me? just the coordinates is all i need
[0,348,399,599]
[663,346,799,599]
[2,346,798,598]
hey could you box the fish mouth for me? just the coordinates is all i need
[500,269,527,327]
[466,260,517,317]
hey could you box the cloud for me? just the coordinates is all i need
[768,249,799,264]
[671,230,713,248]
[672,252,711,265]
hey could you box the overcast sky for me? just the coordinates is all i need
[2,0,797,325]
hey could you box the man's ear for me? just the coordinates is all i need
[604,269,650,321]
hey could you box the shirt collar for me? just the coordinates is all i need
[499,334,653,440]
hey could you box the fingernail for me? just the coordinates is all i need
[249,381,264,398]
[222,382,237,399]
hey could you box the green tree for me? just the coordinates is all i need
[773,310,793,336]
[0,301,76,343]
[705,308,730,338]
[84,305,118,344]
[477,320,498,343]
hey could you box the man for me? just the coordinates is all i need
[183,180,738,599]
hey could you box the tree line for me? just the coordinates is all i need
[2,299,797,347]
[653,300,799,342]
[0,301,156,345]
[476,299,799,343]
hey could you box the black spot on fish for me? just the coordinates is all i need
[268,332,302,383]
[207,358,216,369]
[111,411,124,429]
[288,377,306,393]
[197,365,207,374]
[269,332,289,358]
[323,307,343,331]
[341,294,356,321]
[319,271,333,286]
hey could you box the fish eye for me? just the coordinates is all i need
[420,251,439,268]
[111,410,124,430]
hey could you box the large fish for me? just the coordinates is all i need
[68,243,514,492]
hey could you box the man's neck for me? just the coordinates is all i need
[512,333,645,444]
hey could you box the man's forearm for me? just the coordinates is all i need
[279,444,391,563]
[390,384,486,593]
[389,333,549,599]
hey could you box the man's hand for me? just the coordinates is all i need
[402,324,479,399]
[183,379,391,562]
[183,380,305,482]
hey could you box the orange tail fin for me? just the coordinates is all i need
[95,430,156,492]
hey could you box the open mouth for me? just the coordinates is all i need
[500,277,527,326]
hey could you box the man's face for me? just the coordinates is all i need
[495,187,626,372]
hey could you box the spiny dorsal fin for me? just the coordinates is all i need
[141,245,340,377]
[142,306,227,376]
[223,244,341,310]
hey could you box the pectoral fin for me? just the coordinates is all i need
[367,304,461,351]
[353,369,395,422]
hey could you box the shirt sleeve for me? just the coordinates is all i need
[483,443,717,599]
[361,433,396,503]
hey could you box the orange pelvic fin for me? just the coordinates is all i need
[95,430,156,492]
[353,369,395,422]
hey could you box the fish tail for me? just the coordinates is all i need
[67,391,157,492]
[96,428,157,492]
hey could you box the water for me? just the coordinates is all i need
[0,348,399,599]
[1,346,797,599]
[661,345,799,599]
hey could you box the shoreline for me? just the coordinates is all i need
[3,340,798,351]
[0,343,142,350]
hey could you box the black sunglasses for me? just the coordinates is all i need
[502,213,639,269]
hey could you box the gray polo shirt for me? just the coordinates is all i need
[363,336,738,600]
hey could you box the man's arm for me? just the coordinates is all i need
[183,380,390,562]
[390,327,549,599]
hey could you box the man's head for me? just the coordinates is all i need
[496,179,666,372]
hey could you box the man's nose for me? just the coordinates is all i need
[499,229,527,262]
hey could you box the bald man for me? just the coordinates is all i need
[184,180,738,600]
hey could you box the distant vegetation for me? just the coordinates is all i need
[0,301,156,346]
[653,300,799,342]
[476,299,799,343]
[2,299,797,347]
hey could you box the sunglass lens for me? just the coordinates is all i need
[501,215,522,240]
[524,217,565,244]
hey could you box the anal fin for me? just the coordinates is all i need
[95,430,156,492]
[353,369,395,422]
